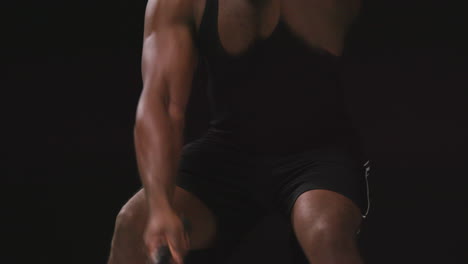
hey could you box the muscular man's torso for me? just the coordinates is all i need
[186,0,364,154]
[192,0,361,56]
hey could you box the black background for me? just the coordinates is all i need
[4,0,468,263]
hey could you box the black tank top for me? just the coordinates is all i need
[194,0,363,155]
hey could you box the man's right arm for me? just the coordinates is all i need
[135,0,198,214]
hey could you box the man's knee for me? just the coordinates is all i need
[292,190,362,240]
[115,207,134,231]
[305,216,355,243]
[114,202,146,240]
[114,191,147,233]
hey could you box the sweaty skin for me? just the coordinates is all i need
[130,0,361,263]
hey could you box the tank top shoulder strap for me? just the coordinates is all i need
[195,0,220,56]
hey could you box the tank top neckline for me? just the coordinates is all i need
[212,0,286,59]
[197,0,341,61]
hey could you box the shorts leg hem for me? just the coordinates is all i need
[285,183,368,220]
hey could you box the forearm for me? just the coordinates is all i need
[134,101,185,213]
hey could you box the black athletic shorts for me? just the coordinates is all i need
[176,128,371,262]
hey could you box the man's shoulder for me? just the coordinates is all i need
[153,0,197,23]
[158,0,206,38]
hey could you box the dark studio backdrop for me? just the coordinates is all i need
[4,0,467,263]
